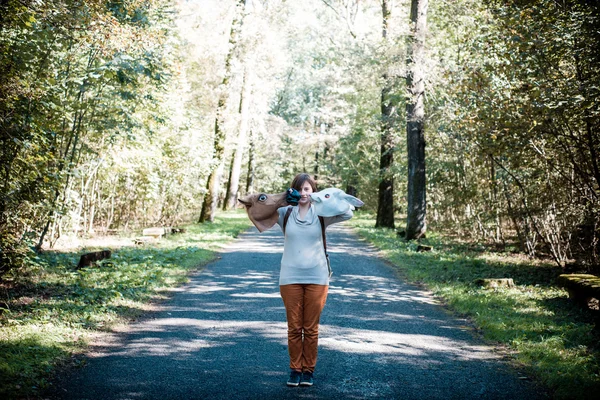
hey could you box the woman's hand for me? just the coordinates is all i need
[286,188,301,206]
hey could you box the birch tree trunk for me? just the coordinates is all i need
[405,0,428,240]
[224,66,252,210]
[199,0,246,222]
[245,130,255,194]
[376,0,395,229]
[36,73,89,250]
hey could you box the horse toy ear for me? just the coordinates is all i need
[238,191,289,232]
[342,193,365,209]
[309,188,364,217]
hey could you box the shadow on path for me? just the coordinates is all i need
[49,224,547,400]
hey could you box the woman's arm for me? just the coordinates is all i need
[323,209,353,228]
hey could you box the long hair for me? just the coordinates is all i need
[290,173,317,192]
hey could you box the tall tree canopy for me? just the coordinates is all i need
[1,0,599,275]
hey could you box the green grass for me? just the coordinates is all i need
[0,211,252,399]
[348,213,600,399]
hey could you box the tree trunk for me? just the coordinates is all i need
[224,156,235,208]
[36,44,97,249]
[314,150,319,181]
[199,178,211,223]
[405,0,428,240]
[245,130,255,194]
[224,66,252,210]
[490,155,503,243]
[36,94,86,250]
[375,0,395,229]
[88,174,99,234]
[199,0,246,222]
[199,160,225,223]
[313,119,321,181]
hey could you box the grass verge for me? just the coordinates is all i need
[0,211,251,399]
[348,213,600,399]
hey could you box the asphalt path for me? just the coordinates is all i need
[49,223,547,400]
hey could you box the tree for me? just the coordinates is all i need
[224,64,252,210]
[375,0,396,229]
[0,0,179,274]
[199,0,246,222]
[405,0,428,240]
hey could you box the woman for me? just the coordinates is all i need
[276,173,353,387]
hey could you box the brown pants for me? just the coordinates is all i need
[279,284,329,373]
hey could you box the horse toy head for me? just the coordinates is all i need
[238,191,288,232]
[309,188,364,217]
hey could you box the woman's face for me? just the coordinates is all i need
[298,181,313,205]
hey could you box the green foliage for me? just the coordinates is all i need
[350,214,600,399]
[0,0,182,274]
[1,0,598,274]
[424,0,600,269]
[1,3,600,395]
[0,211,251,399]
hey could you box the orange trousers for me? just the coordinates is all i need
[279,284,329,373]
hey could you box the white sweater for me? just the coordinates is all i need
[276,205,353,286]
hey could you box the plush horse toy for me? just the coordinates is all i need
[309,188,364,217]
[238,191,289,232]
[238,188,363,232]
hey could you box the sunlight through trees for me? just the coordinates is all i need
[1,0,599,274]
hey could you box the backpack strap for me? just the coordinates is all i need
[319,216,332,278]
[319,216,327,255]
[283,206,293,234]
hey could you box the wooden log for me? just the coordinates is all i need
[77,250,111,269]
[142,227,166,238]
[557,274,600,306]
[134,236,158,245]
[475,278,515,289]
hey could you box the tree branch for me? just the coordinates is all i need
[319,0,357,38]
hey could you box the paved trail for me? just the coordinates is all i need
[50,224,547,399]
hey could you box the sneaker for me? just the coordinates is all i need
[300,371,314,386]
[287,370,301,387]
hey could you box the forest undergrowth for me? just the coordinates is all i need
[349,213,600,400]
[0,211,252,399]
[2,209,599,399]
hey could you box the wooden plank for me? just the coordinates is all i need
[134,236,158,245]
[142,227,166,238]
[557,274,600,305]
